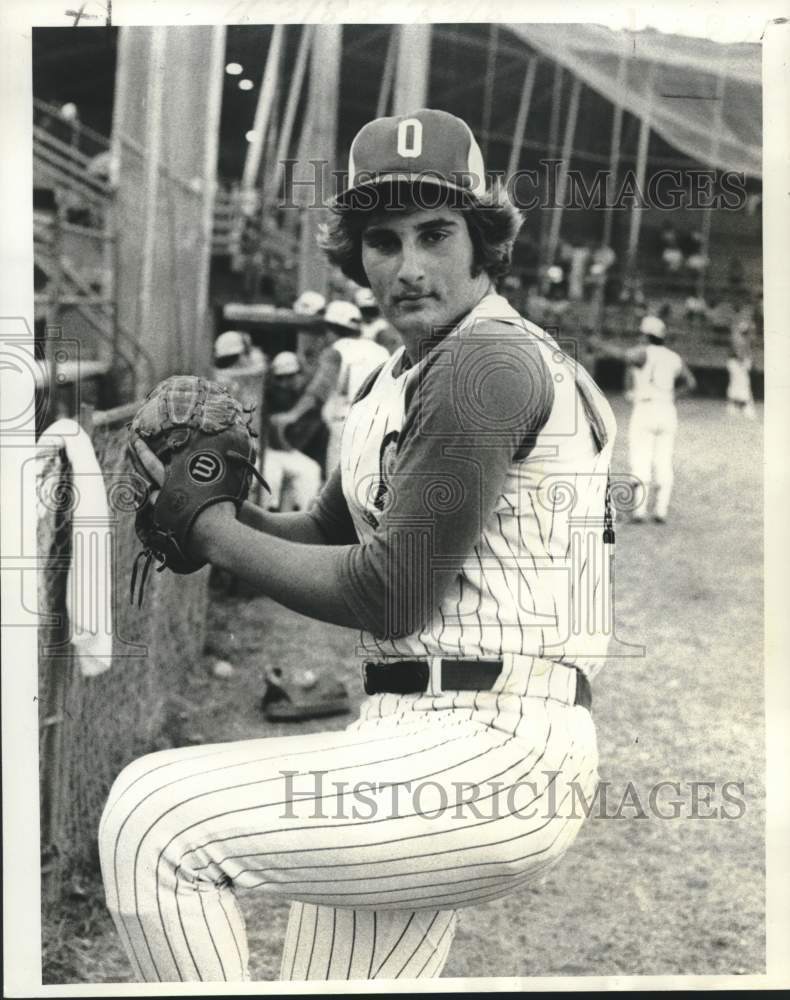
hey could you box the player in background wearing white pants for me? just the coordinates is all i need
[592,315,695,523]
[726,317,757,419]
[100,109,616,983]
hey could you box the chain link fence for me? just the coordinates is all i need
[37,403,210,902]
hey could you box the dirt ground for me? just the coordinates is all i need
[43,396,764,984]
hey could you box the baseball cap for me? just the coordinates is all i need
[354,288,378,310]
[334,108,487,209]
[293,290,326,316]
[640,316,666,338]
[546,265,564,284]
[214,330,246,359]
[271,351,301,376]
[324,300,363,332]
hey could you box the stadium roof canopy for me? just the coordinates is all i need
[506,23,762,177]
[31,23,763,181]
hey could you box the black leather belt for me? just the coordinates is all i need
[362,658,592,710]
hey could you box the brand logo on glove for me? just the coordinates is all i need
[187,452,224,485]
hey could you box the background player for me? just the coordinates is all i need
[591,315,696,523]
[318,299,390,472]
[262,351,324,512]
[99,108,616,983]
[727,317,757,419]
[269,299,390,477]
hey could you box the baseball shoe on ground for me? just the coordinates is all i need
[261,666,351,721]
[653,514,667,524]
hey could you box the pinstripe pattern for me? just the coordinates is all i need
[99,690,597,982]
[279,904,456,980]
[100,292,612,983]
[340,293,617,680]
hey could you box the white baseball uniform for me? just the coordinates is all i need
[262,448,323,512]
[726,356,756,418]
[627,343,683,520]
[99,292,616,983]
[323,336,391,474]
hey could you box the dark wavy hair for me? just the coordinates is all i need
[318,179,524,288]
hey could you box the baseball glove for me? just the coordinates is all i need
[127,375,268,606]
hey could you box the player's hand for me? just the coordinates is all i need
[132,437,234,560]
[133,438,165,503]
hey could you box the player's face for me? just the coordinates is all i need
[360,206,491,349]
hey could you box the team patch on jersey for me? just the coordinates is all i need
[360,430,400,528]
[373,430,400,514]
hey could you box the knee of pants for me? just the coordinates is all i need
[100,751,159,833]
[98,749,191,887]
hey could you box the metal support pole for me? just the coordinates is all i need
[241,25,285,196]
[601,52,627,252]
[507,56,538,179]
[540,62,564,263]
[545,75,582,271]
[297,25,342,296]
[393,25,431,113]
[480,25,499,159]
[625,67,654,279]
[138,27,167,378]
[592,52,628,334]
[698,70,727,302]
[266,25,313,207]
[260,79,281,207]
[376,27,397,118]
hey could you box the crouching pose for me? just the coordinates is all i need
[100,109,616,982]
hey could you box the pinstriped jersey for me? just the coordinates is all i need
[339,293,617,680]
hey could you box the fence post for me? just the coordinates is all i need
[39,445,74,905]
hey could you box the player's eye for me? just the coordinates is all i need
[422,229,450,245]
[363,233,398,253]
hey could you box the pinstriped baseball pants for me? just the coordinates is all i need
[98,691,598,982]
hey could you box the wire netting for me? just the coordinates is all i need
[37,409,210,899]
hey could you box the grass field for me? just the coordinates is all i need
[43,395,764,984]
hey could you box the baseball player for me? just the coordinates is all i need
[213,330,266,375]
[292,289,327,380]
[262,351,324,513]
[318,299,390,473]
[99,108,617,983]
[727,318,756,419]
[591,315,695,523]
[270,299,389,477]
